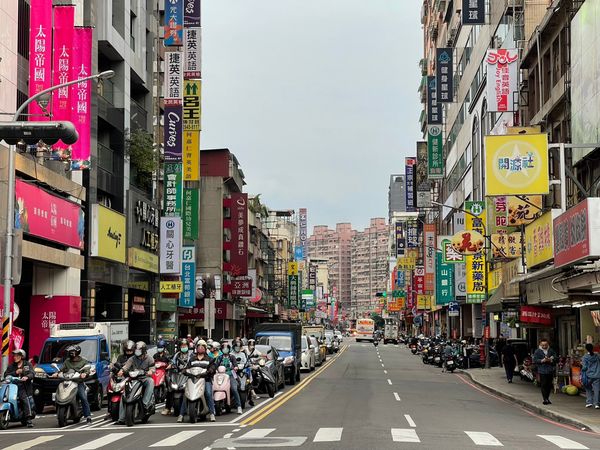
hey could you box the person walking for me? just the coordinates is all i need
[532,339,557,405]
[495,336,506,368]
[582,343,600,409]
[501,341,518,383]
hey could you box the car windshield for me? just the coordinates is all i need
[301,336,308,350]
[257,336,292,351]
[254,345,274,360]
[39,339,98,364]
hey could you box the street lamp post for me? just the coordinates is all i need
[1,70,114,374]
[431,201,492,369]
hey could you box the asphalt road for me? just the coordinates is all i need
[1,343,599,449]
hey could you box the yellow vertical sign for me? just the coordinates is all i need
[288,262,298,275]
[183,80,201,131]
[465,201,487,304]
[183,130,200,181]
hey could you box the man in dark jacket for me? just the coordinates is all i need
[53,345,92,423]
[532,339,557,405]
[191,340,217,422]
[117,341,155,424]
[4,349,34,427]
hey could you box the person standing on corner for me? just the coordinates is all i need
[532,339,557,405]
[582,343,600,409]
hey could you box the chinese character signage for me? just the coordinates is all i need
[465,201,487,303]
[417,294,433,310]
[231,278,253,297]
[15,179,84,249]
[488,195,542,232]
[436,251,455,304]
[70,27,93,169]
[183,0,201,27]
[405,157,416,212]
[395,221,406,257]
[424,223,436,293]
[184,28,202,79]
[436,48,453,102]
[160,216,182,274]
[29,0,52,122]
[308,264,317,291]
[407,220,419,248]
[484,134,549,196]
[525,210,558,267]
[520,305,552,326]
[427,124,444,179]
[163,162,183,216]
[439,236,464,263]
[224,193,248,276]
[490,232,523,259]
[426,76,442,125]
[183,188,199,240]
[164,105,183,162]
[183,80,201,131]
[183,131,200,181]
[294,246,304,261]
[299,208,308,255]
[164,0,184,46]
[180,246,196,308]
[462,0,485,25]
[554,198,600,268]
[486,49,519,112]
[414,266,425,295]
[165,52,184,105]
[160,281,183,293]
[288,275,299,308]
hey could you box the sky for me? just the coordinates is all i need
[201,0,423,232]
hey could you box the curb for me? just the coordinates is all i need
[458,370,600,434]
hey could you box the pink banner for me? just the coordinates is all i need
[28,0,53,121]
[29,295,82,358]
[16,179,84,249]
[70,27,92,169]
[52,6,75,154]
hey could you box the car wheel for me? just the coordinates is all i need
[91,386,103,411]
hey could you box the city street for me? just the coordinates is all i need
[1,343,598,449]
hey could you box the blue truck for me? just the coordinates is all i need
[254,323,302,385]
[32,322,129,413]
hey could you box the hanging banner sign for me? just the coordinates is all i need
[427,124,444,179]
[70,27,93,169]
[184,28,202,79]
[223,193,248,276]
[414,266,425,295]
[28,0,52,122]
[486,48,519,112]
[299,208,308,255]
[426,76,442,125]
[163,162,183,216]
[465,201,487,304]
[424,223,436,293]
[436,251,455,305]
[525,210,558,267]
[183,0,201,27]
[405,158,416,212]
[484,134,549,196]
[160,216,182,274]
[164,0,184,46]
[436,48,453,102]
[395,221,406,257]
[462,0,485,25]
[183,188,199,240]
[183,130,200,181]
[439,236,464,263]
[164,104,183,162]
[165,52,184,105]
[288,275,299,308]
[183,80,201,131]
[180,246,196,308]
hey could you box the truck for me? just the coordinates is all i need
[355,318,375,342]
[383,318,399,345]
[302,325,327,364]
[32,321,129,414]
[254,323,302,386]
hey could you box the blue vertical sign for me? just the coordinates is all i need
[294,245,304,261]
[179,246,196,308]
[165,0,184,46]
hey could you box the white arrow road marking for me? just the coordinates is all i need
[387,379,393,385]
[238,429,276,438]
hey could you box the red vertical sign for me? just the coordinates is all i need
[224,193,248,276]
[28,0,53,121]
[70,27,93,169]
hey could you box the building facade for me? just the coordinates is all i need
[388,174,406,221]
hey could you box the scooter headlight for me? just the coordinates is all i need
[258,358,266,367]
[171,383,178,389]
[283,356,294,366]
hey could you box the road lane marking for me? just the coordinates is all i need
[149,430,206,447]
[3,435,63,450]
[69,432,133,450]
[393,392,401,401]
[238,428,276,438]
[404,414,416,427]
[381,364,385,368]
[231,392,283,422]
[537,435,589,449]
[313,427,343,442]
[241,345,347,425]
[465,431,503,446]
[391,428,420,443]
[387,379,392,385]
[384,370,388,374]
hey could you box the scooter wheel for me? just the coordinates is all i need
[239,391,247,409]
[125,403,136,427]
[110,405,120,423]
[57,406,68,428]
[188,401,197,424]
[267,382,275,398]
[0,410,10,430]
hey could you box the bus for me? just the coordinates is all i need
[355,318,375,342]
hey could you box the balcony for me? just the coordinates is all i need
[130,100,148,131]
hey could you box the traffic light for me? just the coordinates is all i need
[375,291,387,297]
[0,121,78,145]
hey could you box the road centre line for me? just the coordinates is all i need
[393,392,401,401]
[404,414,416,427]
[387,379,393,385]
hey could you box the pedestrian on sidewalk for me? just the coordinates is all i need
[581,343,600,409]
[501,341,518,383]
[532,339,557,405]
[496,335,506,368]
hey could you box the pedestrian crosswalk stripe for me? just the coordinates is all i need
[537,435,589,449]
[149,430,205,447]
[465,431,503,446]
[391,428,420,443]
[3,435,63,450]
[404,414,416,427]
[69,432,133,450]
[313,427,343,442]
[238,428,276,438]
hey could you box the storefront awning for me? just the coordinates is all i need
[486,287,519,312]
[246,306,270,319]
[510,264,562,285]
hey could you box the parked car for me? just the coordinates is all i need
[300,336,316,372]
[254,344,285,390]
[309,336,325,366]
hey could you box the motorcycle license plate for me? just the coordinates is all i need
[52,393,56,402]
[111,395,121,403]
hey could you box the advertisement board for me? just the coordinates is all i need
[465,201,486,303]
[485,49,519,112]
[525,210,558,267]
[90,204,126,263]
[160,216,182,274]
[553,198,600,268]
[224,193,248,276]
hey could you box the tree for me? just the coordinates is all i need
[125,129,156,192]
[249,194,269,219]
[370,313,384,329]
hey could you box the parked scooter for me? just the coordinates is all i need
[0,376,35,429]
[152,361,168,403]
[107,370,126,422]
[185,360,209,423]
[410,344,418,354]
[54,364,94,428]
[123,369,155,427]
[444,354,457,373]
[212,366,231,416]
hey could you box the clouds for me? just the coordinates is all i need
[201,0,422,231]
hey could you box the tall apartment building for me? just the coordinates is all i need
[388,174,406,221]
[350,218,389,315]
[307,223,353,308]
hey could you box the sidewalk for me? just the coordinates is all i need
[459,367,600,433]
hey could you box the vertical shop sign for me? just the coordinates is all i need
[183,188,199,240]
[436,48,453,102]
[183,0,201,27]
[427,124,444,179]
[184,28,202,79]
[28,0,52,122]
[465,201,487,303]
[70,27,92,169]
[436,251,455,304]
[163,162,182,217]
[405,157,416,212]
[426,76,442,125]
[299,208,308,256]
[396,221,406,257]
[424,223,436,292]
[180,246,196,308]
[164,0,184,46]
[407,220,419,249]
[183,131,200,181]
[225,193,248,276]
[164,105,183,162]
[414,266,425,295]
[160,217,182,274]
[165,52,184,105]
[183,80,201,130]
[486,49,519,112]
[462,0,485,25]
